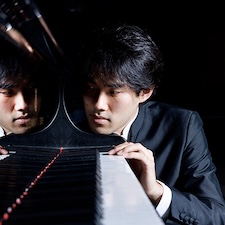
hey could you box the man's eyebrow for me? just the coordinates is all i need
[87,79,123,88]
[106,83,123,88]
[0,83,15,89]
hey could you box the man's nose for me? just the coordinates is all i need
[95,92,108,111]
[14,92,28,111]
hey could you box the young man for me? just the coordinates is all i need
[0,40,44,141]
[73,23,225,224]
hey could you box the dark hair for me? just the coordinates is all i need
[0,38,59,126]
[81,22,164,95]
[0,39,43,88]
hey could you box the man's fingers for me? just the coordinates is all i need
[0,146,8,155]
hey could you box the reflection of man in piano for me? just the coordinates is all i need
[0,41,43,140]
[74,23,225,224]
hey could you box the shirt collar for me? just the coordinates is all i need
[115,108,139,140]
[0,127,5,138]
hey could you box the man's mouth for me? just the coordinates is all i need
[13,115,31,124]
[91,114,109,124]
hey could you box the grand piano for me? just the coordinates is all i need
[0,1,165,224]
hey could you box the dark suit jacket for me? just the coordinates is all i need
[128,101,225,225]
[75,101,225,225]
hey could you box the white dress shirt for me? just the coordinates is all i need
[0,127,5,138]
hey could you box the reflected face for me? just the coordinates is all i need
[0,78,41,135]
[83,77,145,135]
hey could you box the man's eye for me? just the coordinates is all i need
[86,85,95,91]
[0,90,14,96]
[110,90,120,95]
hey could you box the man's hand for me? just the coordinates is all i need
[0,145,8,155]
[108,142,163,206]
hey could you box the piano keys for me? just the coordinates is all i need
[100,152,165,225]
[0,148,164,225]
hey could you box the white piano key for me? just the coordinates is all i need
[100,152,165,225]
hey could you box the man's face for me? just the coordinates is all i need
[83,77,148,135]
[0,78,41,135]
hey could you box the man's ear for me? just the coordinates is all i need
[139,88,154,103]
